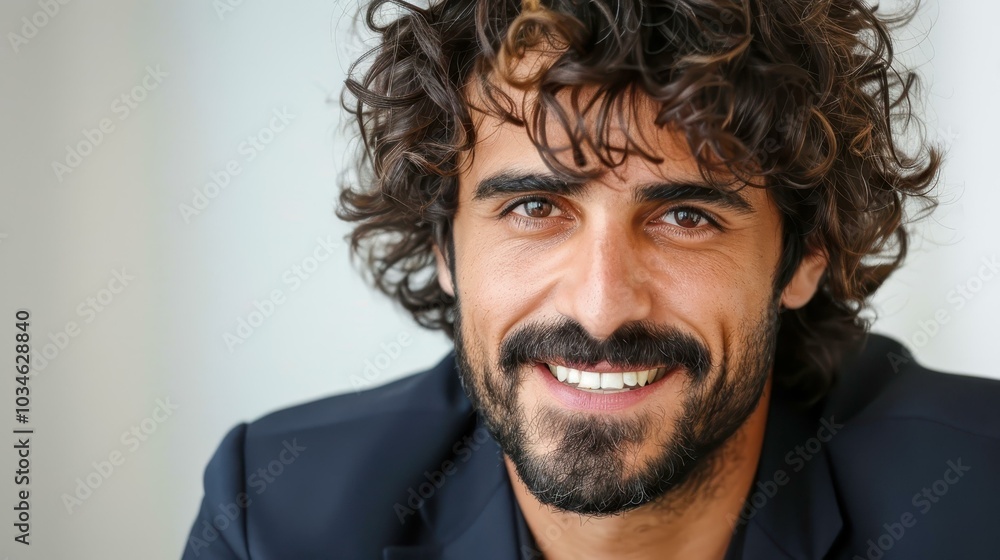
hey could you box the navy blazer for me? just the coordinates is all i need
[181,334,1000,559]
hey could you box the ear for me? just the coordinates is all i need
[780,250,827,310]
[433,244,455,297]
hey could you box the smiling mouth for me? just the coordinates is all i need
[542,363,671,393]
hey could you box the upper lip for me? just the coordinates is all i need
[541,360,667,374]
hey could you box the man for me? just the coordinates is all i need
[183,0,1000,558]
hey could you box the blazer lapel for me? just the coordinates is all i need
[740,384,844,559]
[383,411,523,560]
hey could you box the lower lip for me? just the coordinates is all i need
[533,362,676,412]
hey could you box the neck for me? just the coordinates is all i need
[505,379,772,560]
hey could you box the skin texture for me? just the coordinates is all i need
[432,77,827,558]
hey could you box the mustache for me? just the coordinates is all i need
[498,318,713,381]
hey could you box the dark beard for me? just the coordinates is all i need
[452,295,780,516]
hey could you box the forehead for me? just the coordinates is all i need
[463,109,700,188]
[462,74,685,167]
[457,76,770,210]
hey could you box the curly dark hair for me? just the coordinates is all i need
[335,0,941,404]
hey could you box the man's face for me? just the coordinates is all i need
[435,82,823,516]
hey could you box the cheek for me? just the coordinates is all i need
[455,237,544,341]
[643,247,773,344]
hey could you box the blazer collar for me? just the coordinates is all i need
[739,383,844,559]
[383,408,523,560]
[385,351,845,560]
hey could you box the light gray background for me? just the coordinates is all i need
[1,0,997,558]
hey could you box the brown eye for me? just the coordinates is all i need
[662,208,706,229]
[514,199,560,218]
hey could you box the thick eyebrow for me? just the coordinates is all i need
[472,172,583,201]
[634,182,754,214]
[472,171,754,214]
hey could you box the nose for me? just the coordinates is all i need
[552,221,654,340]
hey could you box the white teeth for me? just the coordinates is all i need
[600,373,624,389]
[579,371,602,389]
[545,364,667,392]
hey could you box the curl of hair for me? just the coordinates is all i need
[337,0,941,405]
